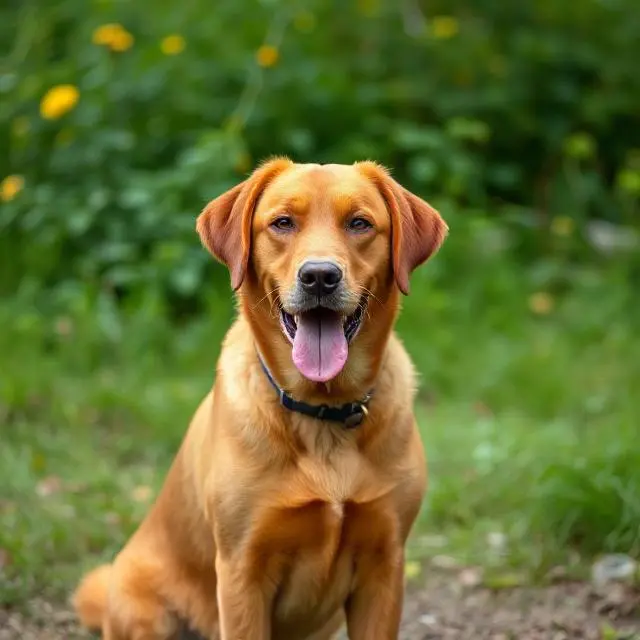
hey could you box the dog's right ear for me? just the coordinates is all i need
[196,157,293,290]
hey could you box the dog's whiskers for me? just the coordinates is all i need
[252,287,280,312]
[357,285,381,307]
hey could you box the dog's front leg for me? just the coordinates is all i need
[215,555,271,640]
[344,548,404,640]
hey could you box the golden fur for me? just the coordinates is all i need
[73,159,447,639]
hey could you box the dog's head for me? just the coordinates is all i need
[197,159,447,385]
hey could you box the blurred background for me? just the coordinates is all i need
[1,0,639,626]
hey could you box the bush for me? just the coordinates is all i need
[1,2,639,587]
[1,0,639,302]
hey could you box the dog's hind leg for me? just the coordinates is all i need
[99,560,180,640]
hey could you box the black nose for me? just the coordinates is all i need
[298,261,343,296]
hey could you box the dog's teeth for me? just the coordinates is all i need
[294,315,299,325]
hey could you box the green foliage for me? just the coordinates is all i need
[0,0,639,608]
[1,263,638,603]
[1,0,639,299]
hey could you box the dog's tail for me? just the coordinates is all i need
[72,564,111,631]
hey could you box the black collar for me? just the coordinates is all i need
[257,354,372,429]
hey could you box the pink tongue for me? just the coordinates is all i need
[292,310,348,382]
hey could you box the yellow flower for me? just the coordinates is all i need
[1,175,25,202]
[92,23,134,52]
[529,292,554,315]
[92,23,122,45]
[160,34,186,55]
[551,216,575,237]
[404,560,421,579]
[40,85,80,120]
[256,45,279,68]
[431,16,459,40]
[110,29,134,52]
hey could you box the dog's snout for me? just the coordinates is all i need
[298,261,343,296]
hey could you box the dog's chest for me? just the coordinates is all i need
[263,453,396,629]
[214,445,397,633]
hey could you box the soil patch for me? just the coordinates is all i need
[2,573,639,639]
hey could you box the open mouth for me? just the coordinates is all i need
[279,296,368,383]
[279,299,367,345]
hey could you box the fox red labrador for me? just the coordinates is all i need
[73,159,448,639]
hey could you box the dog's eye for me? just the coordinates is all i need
[347,217,373,233]
[271,216,296,232]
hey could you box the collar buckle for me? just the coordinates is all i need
[344,405,366,429]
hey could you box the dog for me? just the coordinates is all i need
[73,158,448,639]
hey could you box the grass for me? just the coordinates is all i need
[1,236,639,608]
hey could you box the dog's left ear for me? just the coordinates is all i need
[357,161,448,295]
[196,157,293,290]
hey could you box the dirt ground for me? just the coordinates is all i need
[2,571,639,640]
